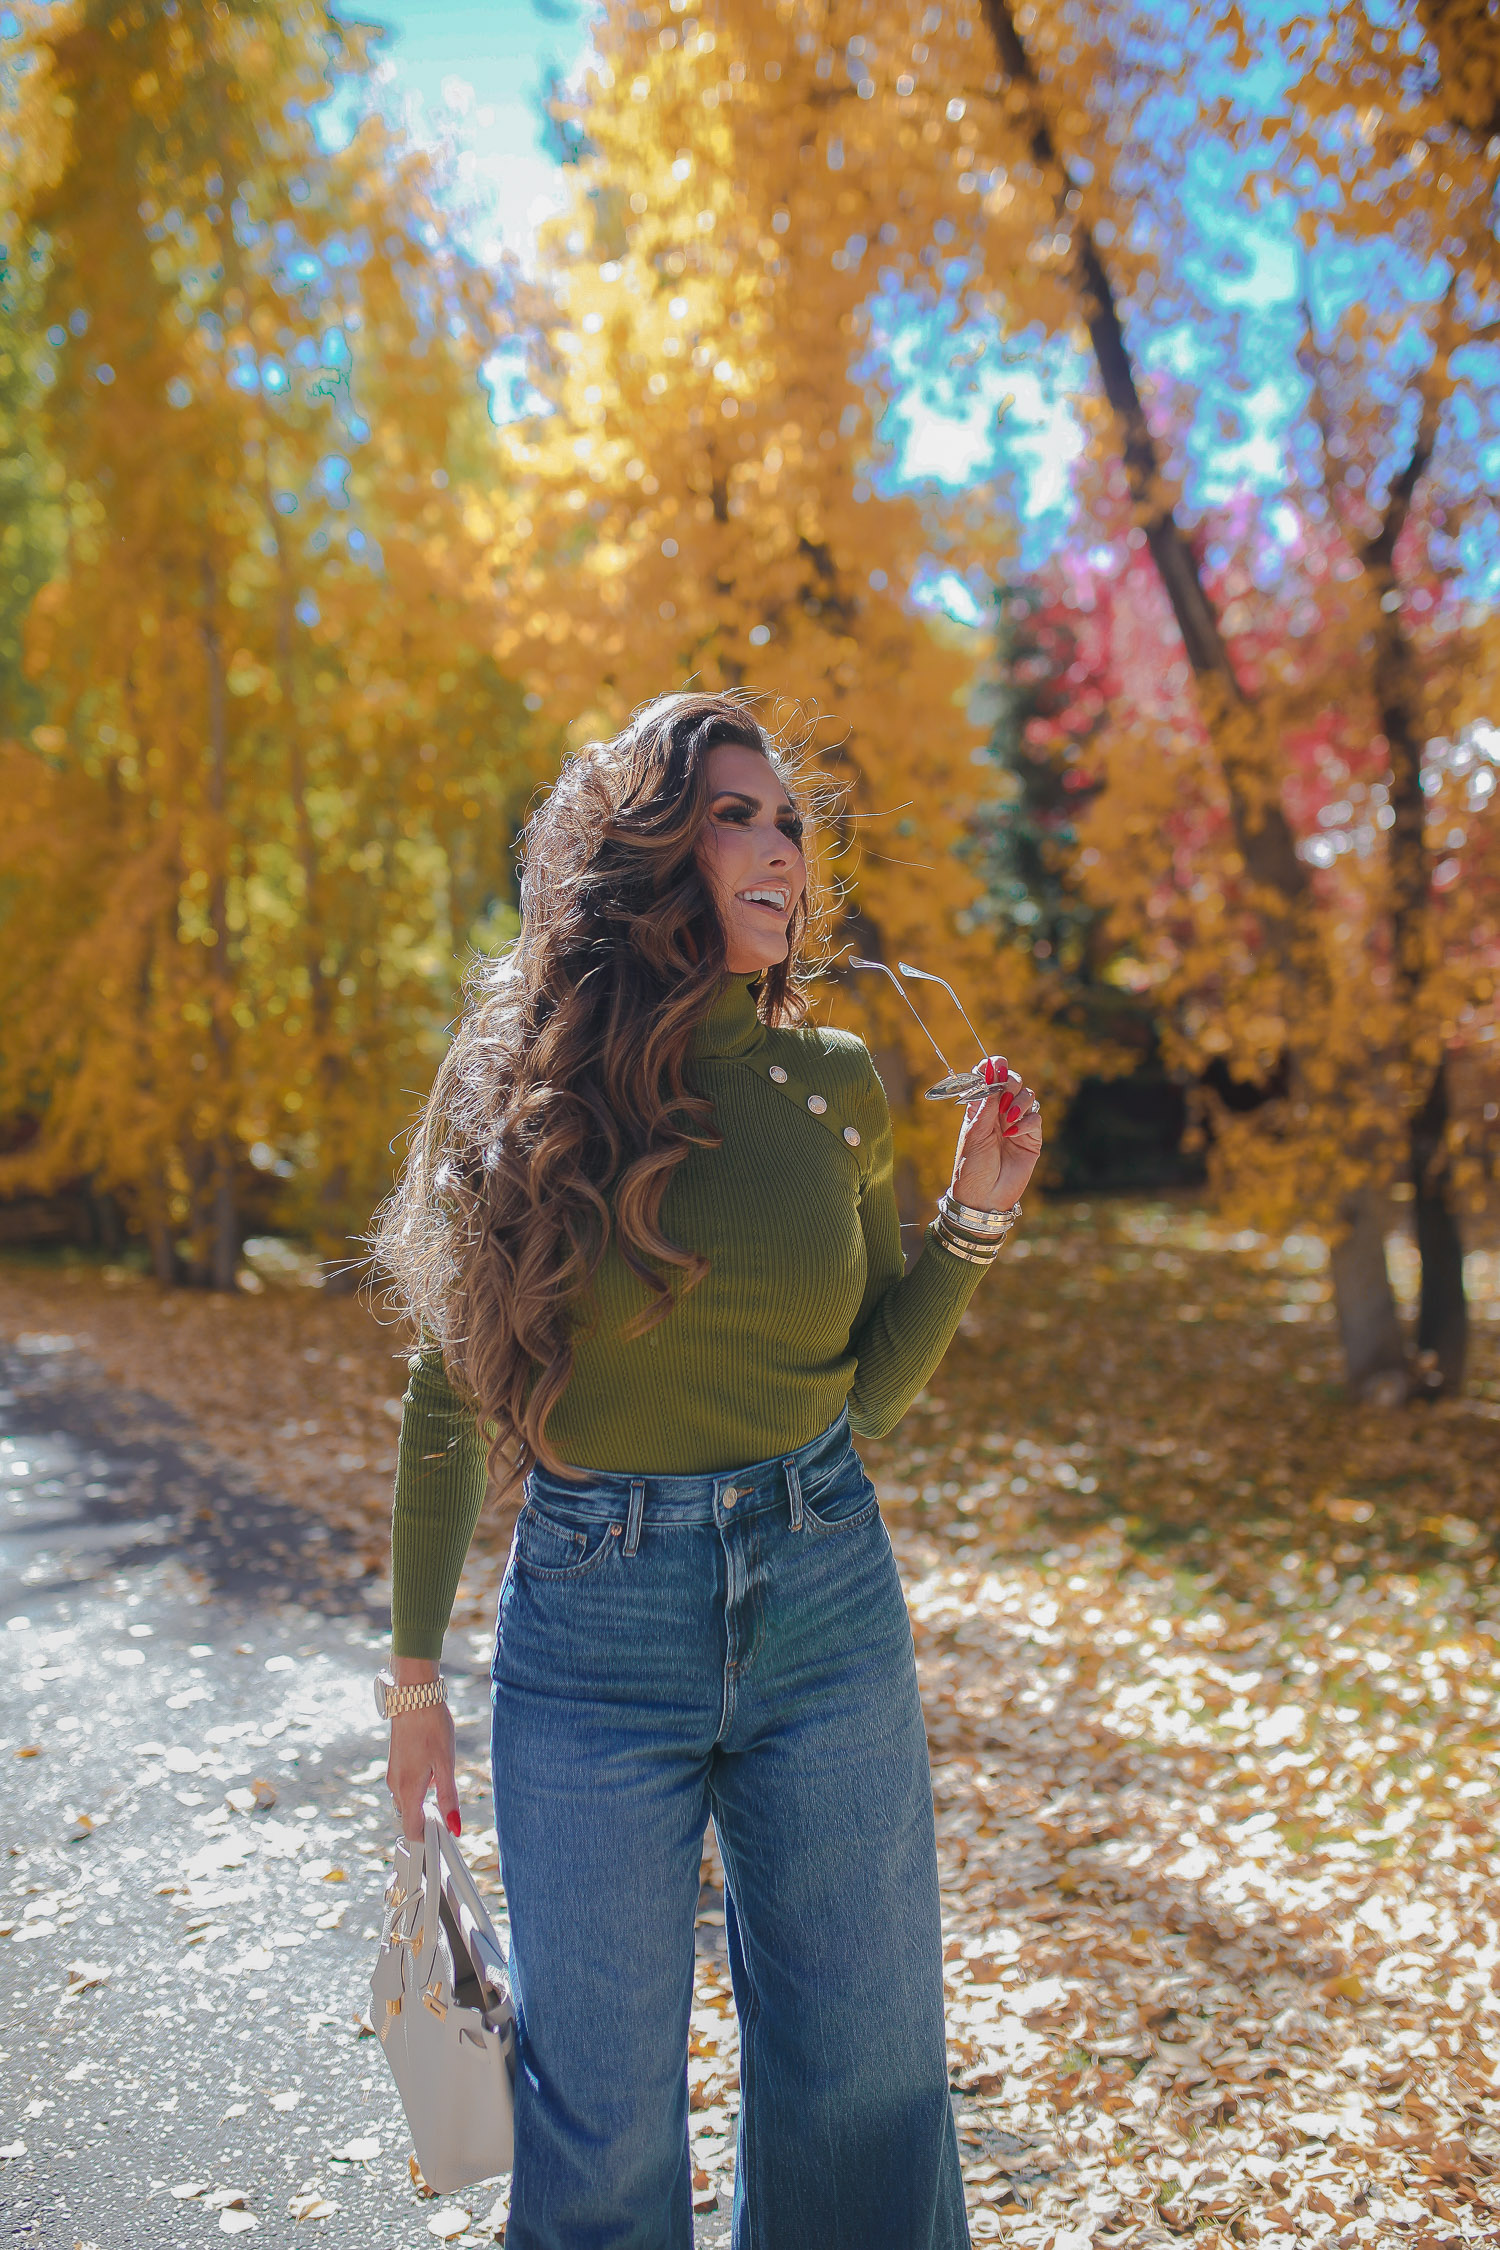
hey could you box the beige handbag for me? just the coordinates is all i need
[371,1812,516,2193]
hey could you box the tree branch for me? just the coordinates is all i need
[1362,283,1457,1011]
[1295,260,1360,543]
[976,0,1307,902]
[1362,275,1457,578]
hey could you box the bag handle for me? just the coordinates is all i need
[433,1820,510,2003]
[417,1816,444,1966]
[427,1812,492,1925]
[420,1814,513,2018]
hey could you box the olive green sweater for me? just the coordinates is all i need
[390,976,986,1658]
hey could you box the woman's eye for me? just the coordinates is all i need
[709,801,801,842]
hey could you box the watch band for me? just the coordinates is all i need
[375,1670,448,1720]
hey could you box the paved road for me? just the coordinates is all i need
[0,1337,733,2250]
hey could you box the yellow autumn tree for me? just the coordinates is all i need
[1266,0,1500,1395]
[0,50,61,756]
[488,2,1089,1204]
[654,0,1498,1395]
[0,0,544,1282]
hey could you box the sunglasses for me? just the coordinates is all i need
[845,956,1004,1103]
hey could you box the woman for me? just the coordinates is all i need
[374,691,1041,2250]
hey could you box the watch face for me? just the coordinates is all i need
[374,1675,389,1719]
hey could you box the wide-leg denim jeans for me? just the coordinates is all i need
[490,1409,970,2250]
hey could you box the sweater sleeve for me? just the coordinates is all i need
[846,1058,988,1440]
[389,1347,490,1661]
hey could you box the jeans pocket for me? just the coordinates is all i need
[511,1500,617,1582]
[800,1455,879,1535]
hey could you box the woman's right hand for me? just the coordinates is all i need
[385,1659,461,1842]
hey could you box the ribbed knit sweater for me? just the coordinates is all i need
[389,975,987,1658]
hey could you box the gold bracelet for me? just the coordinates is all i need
[937,1193,1022,1245]
[929,1216,1003,1266]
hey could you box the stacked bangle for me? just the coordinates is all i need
[929,1193,1023,1267]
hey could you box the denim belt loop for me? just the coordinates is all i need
[784,1457,804,1533]
[623,1478,646,1557]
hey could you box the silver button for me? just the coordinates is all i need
[843,1125,861,1147]
[807,1094,827,1115]
[768,1064,788,1084]
[722,1488,738,1510]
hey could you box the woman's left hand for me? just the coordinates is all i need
[950,1057,1043,1213]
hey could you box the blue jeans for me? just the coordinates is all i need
[490,1409,969,2250]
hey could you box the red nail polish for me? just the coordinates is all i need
[446,1809,462,1838]
[983,1058,996,1086]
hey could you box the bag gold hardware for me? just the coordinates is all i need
[372,1814,515,2191]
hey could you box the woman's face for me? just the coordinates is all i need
[696,742,807,974]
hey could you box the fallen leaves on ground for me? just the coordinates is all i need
[870,1204,1500,2248]
[5,1198,1499,2244]
[288,2192,339,2221]
[326,2136,380,2165]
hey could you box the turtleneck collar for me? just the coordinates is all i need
[692,975,766,1060]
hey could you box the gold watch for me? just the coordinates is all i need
[374,1669,448,1720]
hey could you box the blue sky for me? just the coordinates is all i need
[353,0,1097,546]
[357,0,590,264]
[351,4,1477,592]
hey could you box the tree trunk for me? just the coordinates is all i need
[1328,1185,1410,1406]
[1412,1061,1468,1394]
[211,1159,238,1294]
[144,1168,178,1287]
[1353,317,1465,1394]
[88,1190,125,1256]
[199,554,237,1291]
[147,1219,178,1287]
[263,482,352,1265]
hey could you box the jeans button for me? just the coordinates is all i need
[722,1488,738,1510]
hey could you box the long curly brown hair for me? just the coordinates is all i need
[371,690,825,1481]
